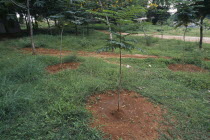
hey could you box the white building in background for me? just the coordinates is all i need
[168,5,177,15]
[147,0,177,15]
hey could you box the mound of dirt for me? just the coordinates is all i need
[86,90,165,140]
[46,62,80,73]
[168,64,208,72]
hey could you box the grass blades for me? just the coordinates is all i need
[0,32,209,139]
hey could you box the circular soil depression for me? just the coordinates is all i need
[86,90,165,140]
[168,64,208,72]
[46,62,80,73]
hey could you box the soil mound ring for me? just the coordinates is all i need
[86,90,165,140]
[168,64,208,72]
[46,62,80,73]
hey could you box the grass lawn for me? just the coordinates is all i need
[88,23,210,37]
[135,24,210,37]
[0,31,209,139]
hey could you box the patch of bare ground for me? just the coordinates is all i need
[46,62,80,73]
[204,58,210,61]
[168,64,208,72]
[22,48,169,59]
[22,48,71,56]
[86,90,166,140]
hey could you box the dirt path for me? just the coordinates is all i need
[98,30,210,44]
[134,34,210,44]
[22,48,169,59]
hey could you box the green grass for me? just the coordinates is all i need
[133,24,210,37]
[0,31,209,139]
[127,35,210,59]
[8,30,210,60]
[10,31,108,52]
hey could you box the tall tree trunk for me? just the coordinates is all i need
[27,0,36,55]
[199,17,204,49]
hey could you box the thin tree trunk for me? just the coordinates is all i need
[183,26,187,42]
[54,20,57,26]
[75,25,78,35]
[24,15,29,31]
[199,17,204,49]
[98,0,113,51]
[142,25,149,45]
[46,18,52,35]
[60,27,64,67]
[27,0,36,55]
[182,26,188,68]
[86,24,89,35]
[161,23,163,39]
[19,13,24,24]
[34,18,38,30]
[105,15,113,41]
[142,26,147,38]
[118,27,122,111]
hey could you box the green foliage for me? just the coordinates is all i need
[174,2,196,27]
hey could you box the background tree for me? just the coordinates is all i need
[174,3,196,41]
[0,0,21,34]
[192,0,210,49]
[147,3,170,25]
[9,0,36,55]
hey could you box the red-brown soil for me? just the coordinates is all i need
[168,64,208,72]
[46,62,80,73]
[22,48,169,59]
[86,90,165,140]
[22,48,71,55]
[204,58,210,61]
